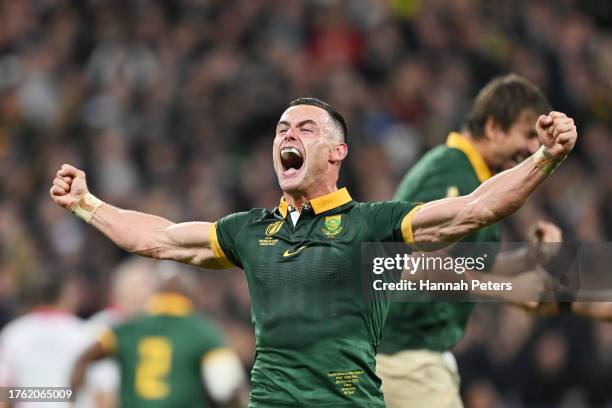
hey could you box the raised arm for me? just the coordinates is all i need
[411,112,576,248]
[50,165,223,268]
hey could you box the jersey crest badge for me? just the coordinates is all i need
[322,215,343,238]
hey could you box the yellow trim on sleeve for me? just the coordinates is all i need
[201,347,235,365]
[446,132,493,183]
[209,223,235,269]
[401,204,424,251]
[98,329,117,354]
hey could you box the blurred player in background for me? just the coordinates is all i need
[377,74,566,408]
[51,96,576,406]
[71,267,246,408]
[77,257,160,408]
[0,269,90,408]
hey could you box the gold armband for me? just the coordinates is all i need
[533,145,563,175]
[70,193,104,224]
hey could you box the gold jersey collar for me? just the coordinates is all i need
[446,132,493,183]
[278,187,353,218]
[147,293,193,316]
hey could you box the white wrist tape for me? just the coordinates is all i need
[533,145,564,175]
[70,193,104,223]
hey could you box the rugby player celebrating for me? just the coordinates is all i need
[378,75,563,408]
[50,98,577,407]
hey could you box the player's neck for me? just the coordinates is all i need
[283,185,339,211]
[462,132,496,169]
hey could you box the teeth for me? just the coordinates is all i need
[281,147,302,157]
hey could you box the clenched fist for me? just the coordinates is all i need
[50,164,90,210]
[536,111,577,160]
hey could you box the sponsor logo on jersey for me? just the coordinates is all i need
[282,245,308,257]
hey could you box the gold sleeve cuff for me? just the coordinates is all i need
[209,222,235,269]
[401,204,424,251]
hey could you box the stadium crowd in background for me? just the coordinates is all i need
[0,0,611,406]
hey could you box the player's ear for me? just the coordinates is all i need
[330,143,348,163]
[483,117,503,141]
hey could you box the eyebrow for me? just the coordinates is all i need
[277,119,319,128]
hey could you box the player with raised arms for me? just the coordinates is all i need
[378,74,566,408]
[50,97,576,407]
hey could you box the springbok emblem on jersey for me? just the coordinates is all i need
[321,215,343,238]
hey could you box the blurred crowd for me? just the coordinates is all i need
[0,0,610,406]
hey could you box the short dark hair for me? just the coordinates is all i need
[288,97,348,143]
[466,74,551,138]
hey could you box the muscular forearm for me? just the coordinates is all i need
[90,204,217,266]
[413,109,578,249]
[413,157,547,247]
[91,203,175,256]
[50,164,219,266]
[459,112,577,239]
[467,158,547,228]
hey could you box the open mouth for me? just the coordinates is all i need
[280,146,304,174]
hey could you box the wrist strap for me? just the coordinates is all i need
[70,193,104,224]
[533,145,564,175]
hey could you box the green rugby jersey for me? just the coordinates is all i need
[209,188,420,407]
[379,132,502,354]
[100,293,226,408]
